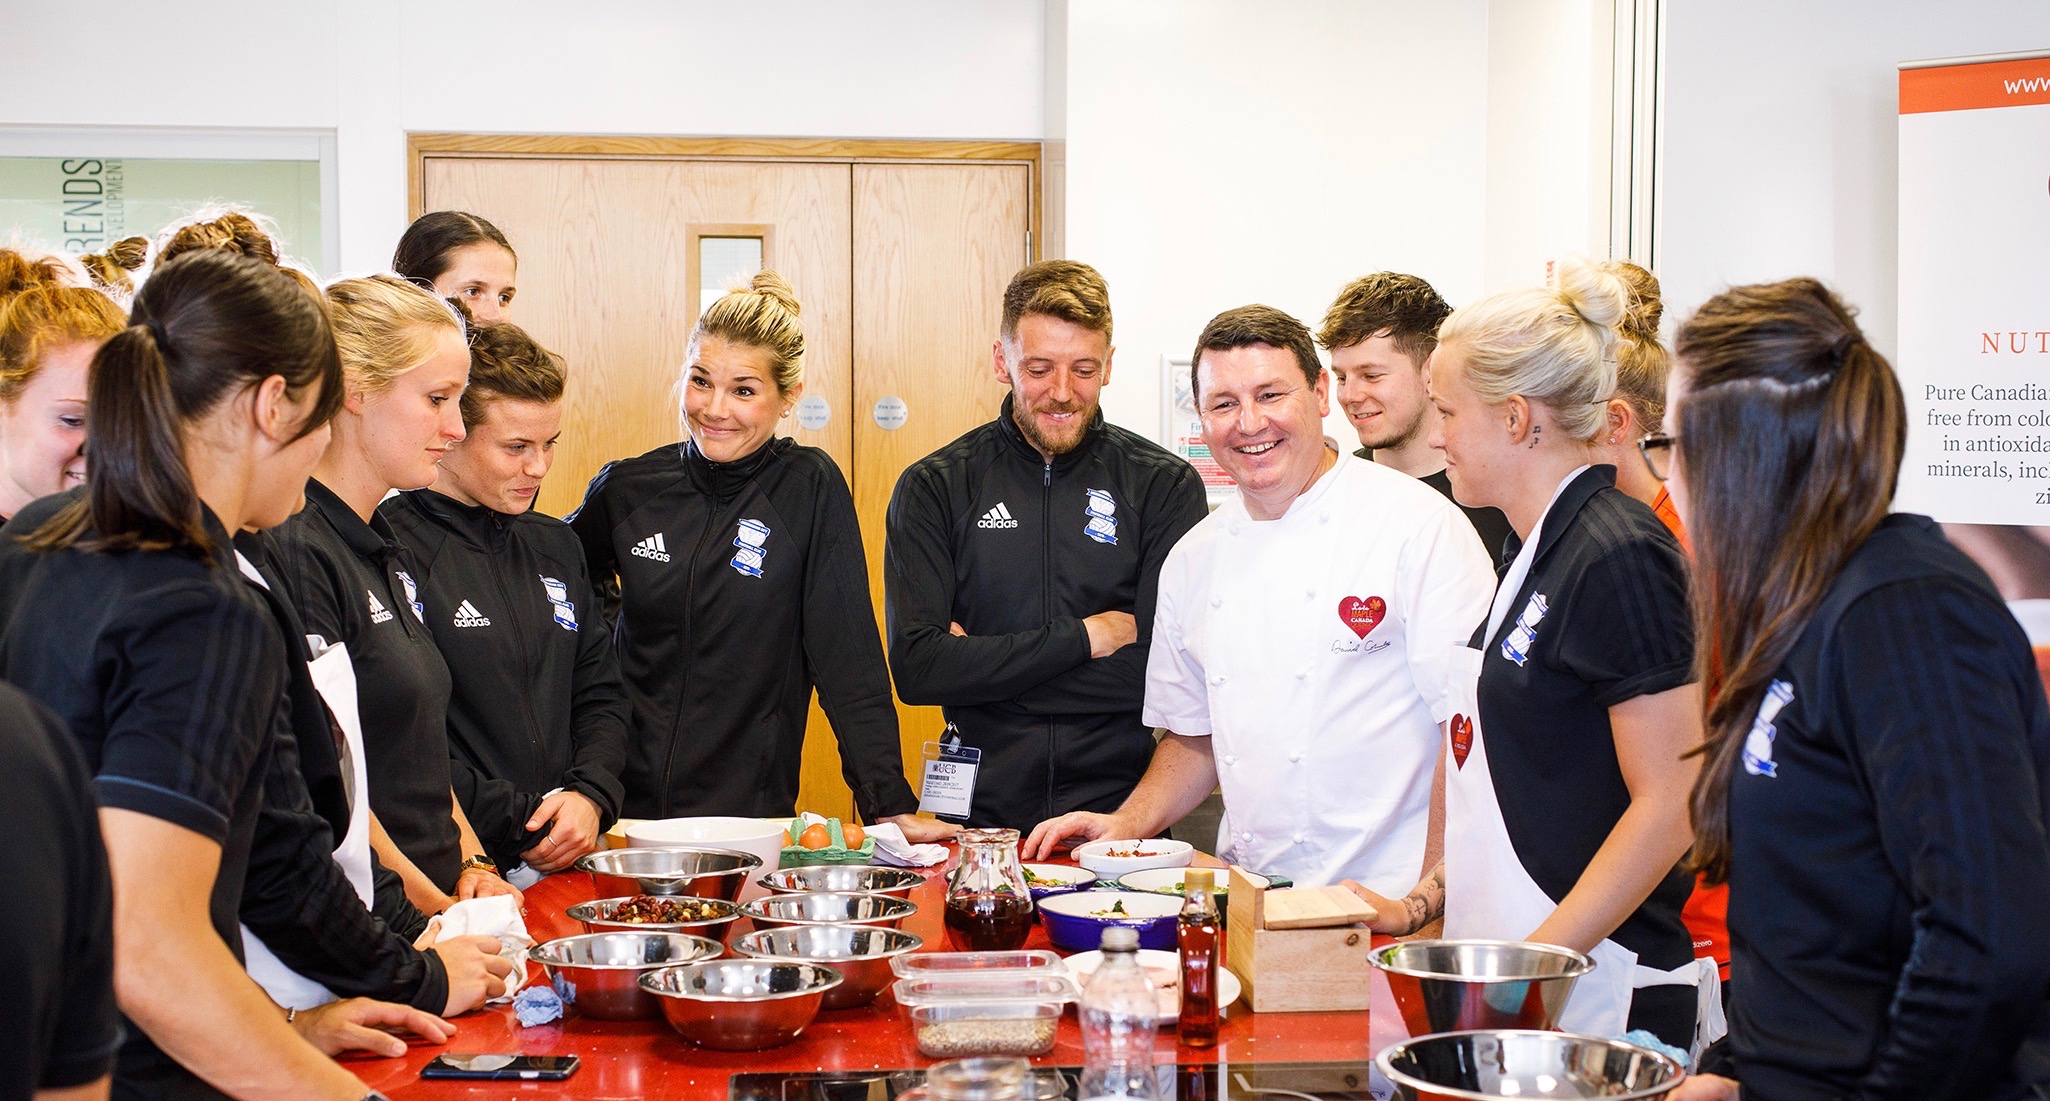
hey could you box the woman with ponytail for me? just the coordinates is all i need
[1352,259,1708,1050]
[0,249,451,1099]
[569,272,946,839]
[265,274,525,915]
[1662,280,2050,1101]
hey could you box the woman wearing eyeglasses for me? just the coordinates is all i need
[1351,259,1706,1051]
[1660,280,2050,1101]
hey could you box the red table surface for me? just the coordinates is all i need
[352,853,1395,1099]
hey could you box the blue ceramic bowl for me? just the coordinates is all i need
[1037,890,1181,953]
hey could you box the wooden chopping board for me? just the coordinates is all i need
[1258,885,1379,929]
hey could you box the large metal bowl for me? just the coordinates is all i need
[732,924,924,1009]
[577,846,762,901]
[1375,1030,1684,1100]
[1370,939,1594,1036]
[528,931,722,1021]
[565,895,742,942]
[639,960,842,1050]
[758,865,926,900]
[741,891,917,931]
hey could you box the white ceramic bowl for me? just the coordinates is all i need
[1063,948,1242,1026]
[1071,838,1194,877]
[626,817,787,876]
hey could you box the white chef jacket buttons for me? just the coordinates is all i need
[1210,597,1223,609]
[1292,833,1306,844]
[1224,754,1237,766]
[1289,752,1302,763]
[1210,674,1226,686]
[1239,832,1252,843]
[1230,523,1241,535]
[1295,670,1307,680]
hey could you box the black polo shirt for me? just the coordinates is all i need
[266,479,462,891]
[0,496,282,1100]
[0,680,119,1095]
[382,488,629,868]
[1470,465,1695,970]
[1725,514,2050,1100]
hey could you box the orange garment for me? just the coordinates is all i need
[1653,491,1729,977]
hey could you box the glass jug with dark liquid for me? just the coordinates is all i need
[944,828,1035,951]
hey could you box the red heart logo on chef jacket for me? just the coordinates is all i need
[1450,714,1473,769]
[1338,595,1387,639]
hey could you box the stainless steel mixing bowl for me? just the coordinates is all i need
[758,865,926,900]
[565,895,742,942]
[528,931,723,1020]
[741,891,917,930]
[639,959,843,1050]
[576,846,762,901]
[1370,939,1594,1035]
[1375,1029,1684,1100]
[732,924,924,1008]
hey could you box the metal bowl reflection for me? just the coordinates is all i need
[527,931,723,1021]
[732,924,923,1008]
[639,960,842,1050]
[1370,939,1594,1035]
[576,846,762,901]
[1375,1029,1684,1100]
[740,891,917,931]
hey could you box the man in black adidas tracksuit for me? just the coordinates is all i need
[383,488,629,874]
[885,261,1209,831]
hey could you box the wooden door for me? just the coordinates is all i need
[419,158,854,517]
[851,163,1033,778]
[418,151,1032,820]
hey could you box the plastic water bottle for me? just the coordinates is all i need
[1079,926,1162,1101]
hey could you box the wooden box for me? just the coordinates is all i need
[1224,867,1381,1012]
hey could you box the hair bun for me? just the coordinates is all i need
[1553,257,1629,333]
[746,270,801,318]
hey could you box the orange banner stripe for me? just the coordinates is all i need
[1902,56,2050,114]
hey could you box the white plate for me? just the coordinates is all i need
[1064,948,1241,1026]
[1115,867,1266,895]
[1071,838,1194,876]
[1021,863,1098,893]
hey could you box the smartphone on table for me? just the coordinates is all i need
[420,1053,580,1081]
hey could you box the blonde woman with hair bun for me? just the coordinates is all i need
[569,271,954,842]
[1353,258,1713,1052]
[264,273,529,917]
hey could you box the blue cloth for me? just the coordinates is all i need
[513,985,563,1027]
[1619,1028,1689,1069]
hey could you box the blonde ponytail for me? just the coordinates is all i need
[689,270,805,395]
[1436,257,1627,442]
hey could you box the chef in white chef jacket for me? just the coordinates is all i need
[1025,305,1493,895]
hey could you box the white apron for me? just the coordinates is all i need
[1440,470,1708,1042]
[238,638,377,1010]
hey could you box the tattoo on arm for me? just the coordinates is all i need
[1401,866,1446,936]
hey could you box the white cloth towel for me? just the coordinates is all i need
[428,895,533,1003]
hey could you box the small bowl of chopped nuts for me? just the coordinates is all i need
[567,895,742,943]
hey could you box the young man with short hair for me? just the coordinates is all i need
[1320,273,1514,558]
[886,261,1209,831]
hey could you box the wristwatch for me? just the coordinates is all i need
[460,854,499,876]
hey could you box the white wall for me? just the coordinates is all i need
[1659,0,2050,357]
[1482,0,1611,292]
[1058,0,1493,438]
[0,0,1045,272]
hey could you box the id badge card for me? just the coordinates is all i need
[918,737,981,819]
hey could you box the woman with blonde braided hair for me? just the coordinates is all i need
[569,272,953,841]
